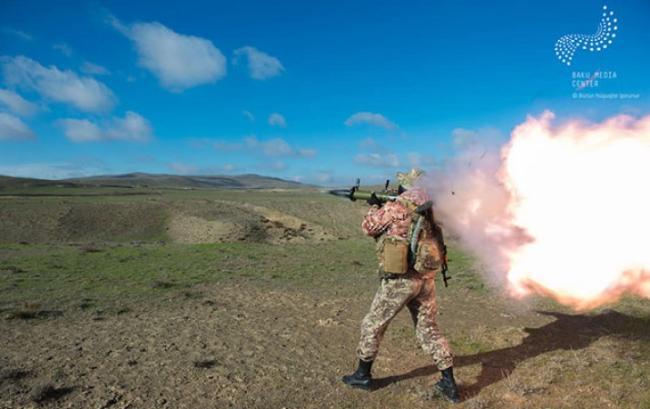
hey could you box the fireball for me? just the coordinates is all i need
[423,111,650,310]
[502,112,650,309]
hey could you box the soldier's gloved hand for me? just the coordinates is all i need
[366,192,382,207]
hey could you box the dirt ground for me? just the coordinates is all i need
[3,277,649,409]
[1,188,649,409]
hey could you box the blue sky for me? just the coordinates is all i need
[0,0,649,185]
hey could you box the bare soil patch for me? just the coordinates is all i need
[2,280,648,409]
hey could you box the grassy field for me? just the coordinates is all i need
[1,186,649,408]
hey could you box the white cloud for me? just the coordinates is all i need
[354,152,400,168]
[53,42,73,57]
[59,111,152,143]
[0,112,35,140]
[0,89,38,116]
[110,16,226,91]
[245,136,292,156]
[103,112,153,141]
[168,162,198,175]
[452,127,503,148]
[1,56,116,113]
[2,27,32,41]
[345,112,397,130]
[213,135,316,158]
[81,62,110,76]
[268,112,286,128]
[0,162,106,179]
[233,46,284,80]
[242,110,255,122]
[58,119,102,142]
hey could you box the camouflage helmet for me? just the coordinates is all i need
[396,168,424,189]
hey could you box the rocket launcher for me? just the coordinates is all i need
[328,178,399,204]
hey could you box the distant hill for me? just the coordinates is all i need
[0,175,80,189]
[0,173,310,190]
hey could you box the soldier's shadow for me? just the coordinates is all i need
[371,310,650,399]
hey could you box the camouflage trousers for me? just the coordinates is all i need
[356,272,454,370]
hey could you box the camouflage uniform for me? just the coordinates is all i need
[356,187,454,371]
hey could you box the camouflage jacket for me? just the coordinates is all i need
[361,187,431,239]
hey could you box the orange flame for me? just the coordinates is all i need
[423,111,650,310]
[502,111,650,309]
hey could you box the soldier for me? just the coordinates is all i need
[341,168,460,403]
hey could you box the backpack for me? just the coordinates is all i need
[407,200,446,273]
[376,199,447,276]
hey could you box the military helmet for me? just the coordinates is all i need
[396,168,424,189]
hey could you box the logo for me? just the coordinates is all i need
[554,5,618,66]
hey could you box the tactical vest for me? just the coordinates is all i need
[378,198,446,276]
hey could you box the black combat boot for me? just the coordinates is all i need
[341,359,373,390]
[435,367,460,403]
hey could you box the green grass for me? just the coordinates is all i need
[0,238,492,320]
[445,244,489,293]
[0,239,380,308]
[0,186,494,317]
[450,335,494,355]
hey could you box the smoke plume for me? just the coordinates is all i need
[419,111,650,310]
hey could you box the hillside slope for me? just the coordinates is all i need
[0,173,309,190]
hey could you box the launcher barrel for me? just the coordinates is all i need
[351,190,398,202]
[327,188,397,203]
[328,178,399,204]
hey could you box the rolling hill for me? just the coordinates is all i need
[0,173,310,190]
